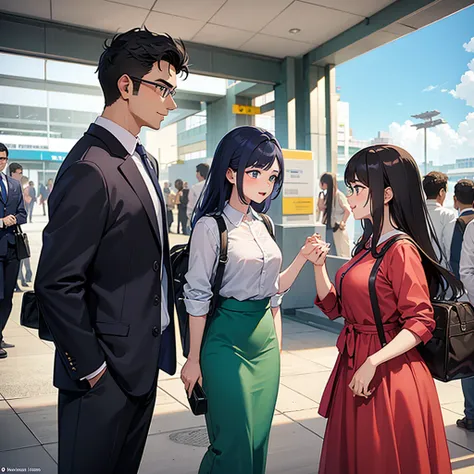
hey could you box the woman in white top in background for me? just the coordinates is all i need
[318,172,351,257]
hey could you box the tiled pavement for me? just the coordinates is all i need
[1,213,473,473]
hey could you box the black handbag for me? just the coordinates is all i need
[13,225,31,260]
[188,383,208,416]
[369,235,474,382]
[20,291,54,342]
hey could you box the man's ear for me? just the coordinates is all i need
[384,187,394,205]
[226,168,236,184]
[118,75,133,100]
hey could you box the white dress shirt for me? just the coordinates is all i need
[83,117,170,381]
[425,199,457,269]
[187,180,206,219]
[460,220,474,304]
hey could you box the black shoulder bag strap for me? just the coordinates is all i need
[259,213,276,241]
[369,235,411,347]
[208,215,228,316]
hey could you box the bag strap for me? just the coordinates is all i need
[369,235,410,347]
[208,215,228,315]
[259,213,276,241]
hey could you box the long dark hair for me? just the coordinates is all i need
[344,145,463,299]
[192,126,284,227]
[320,172,337,229]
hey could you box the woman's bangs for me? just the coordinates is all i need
[344,151,369,189]
[246,140,280,171]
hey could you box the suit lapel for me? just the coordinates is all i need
[118,156,161,247]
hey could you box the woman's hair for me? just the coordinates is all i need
[320,172,337,229]
[174,179,183,191]
[344,145,463,299]
[192,126,284,227]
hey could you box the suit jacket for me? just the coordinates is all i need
[0,176,27,257]
[35,123,176,397]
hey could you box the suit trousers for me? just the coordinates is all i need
[58,369,157,474]
[0,245,21,343]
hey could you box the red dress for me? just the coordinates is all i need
[315,239,452,474]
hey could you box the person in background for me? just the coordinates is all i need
[422,171,457,269]
[318,172,351,257]
[175,178,189,235]
[187,163,209,222]
[9,163,32,291]
[39,182,48,216]
[458,217,474,433]
[450,179,474,278]
[24,180,36,223]
[184,181,189,189]
[163,181,175,232]
[0,144,27,359]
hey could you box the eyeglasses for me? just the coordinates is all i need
[0,157,8,162]
[129,76,176,99]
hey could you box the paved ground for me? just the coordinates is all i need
[1,210,474,473]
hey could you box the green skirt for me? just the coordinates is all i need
[199,297,280,474]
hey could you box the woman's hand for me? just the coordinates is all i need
[180,358,203,398]
[338,221,347,231]
[348,358,376,398]
[306,243,331,266]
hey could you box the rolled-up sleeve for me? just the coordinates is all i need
[183,218,219,316]
[460,221,474,304]
[387,242,435,345]
[314,285,343,320]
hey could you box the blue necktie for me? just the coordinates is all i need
[135,143,167,224]
[0,176,7,203]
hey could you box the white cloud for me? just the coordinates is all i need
[464,37,474,52]
[422,84,438,92]
[449,59,474,107]
[441,88,448,92]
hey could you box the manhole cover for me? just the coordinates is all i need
[169,428,209,447]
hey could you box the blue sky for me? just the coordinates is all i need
[336,4,474,141]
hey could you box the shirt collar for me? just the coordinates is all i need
[459,208,474,216]
[223,203,253,226]
[95,116,137,156]
[426,199,441,208]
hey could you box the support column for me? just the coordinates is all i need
[325,64,338,174]
[206,85,253,158]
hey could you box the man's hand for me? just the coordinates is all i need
[88,366,107,388]
[2,215,17,227]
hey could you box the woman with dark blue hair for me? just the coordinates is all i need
[181,126,321,474]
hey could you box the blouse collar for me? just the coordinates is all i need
[223,203,254,226]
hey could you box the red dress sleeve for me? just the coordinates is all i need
[386,241,435,344]
[314,285,343,320]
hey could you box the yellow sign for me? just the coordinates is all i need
[282,197,314,215]
[282,149,313,160]
[232,104,261,115]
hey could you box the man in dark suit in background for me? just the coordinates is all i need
[35,28,189,474]
[0,143,27,359]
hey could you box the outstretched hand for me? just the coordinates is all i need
[300,234,331,266]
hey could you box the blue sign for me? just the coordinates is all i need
[8,149,67,162]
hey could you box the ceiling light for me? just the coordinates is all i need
[289,28,301,35]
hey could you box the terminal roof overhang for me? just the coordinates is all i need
[1,0,474,85]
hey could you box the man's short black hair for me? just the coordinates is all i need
[9,162,22,176]
[454,179,474,205]
[0,143,9,157]
[422,171,448,199]
[97,27,189,107]
[196,163,209,180]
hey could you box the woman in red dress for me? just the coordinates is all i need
[308,145,463,474]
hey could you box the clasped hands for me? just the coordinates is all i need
[299,233,331,266]
[2,215,17,228]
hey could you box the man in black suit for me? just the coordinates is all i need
[35,28,189,474]
[0,143,27,359]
